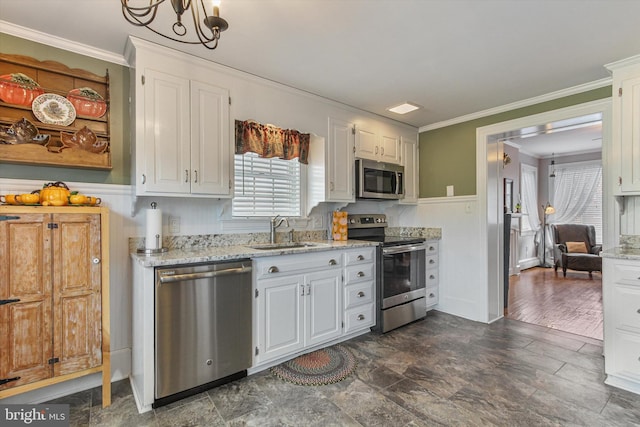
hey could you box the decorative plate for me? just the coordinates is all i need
[32,93,76,126]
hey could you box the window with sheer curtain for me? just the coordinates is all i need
[232,152,302,217]
[520,163,540,233]
[549,160,602,242]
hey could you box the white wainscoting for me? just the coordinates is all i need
[389,196,486,322]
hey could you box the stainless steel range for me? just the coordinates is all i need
[347,214,427,333]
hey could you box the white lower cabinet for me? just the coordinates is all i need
[603,257,640,394]
[253,246,377,367]
[254,251,343,366]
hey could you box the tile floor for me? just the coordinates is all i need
[47,311,640,426]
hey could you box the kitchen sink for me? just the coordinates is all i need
[248,242,322,250]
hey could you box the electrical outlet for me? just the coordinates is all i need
[312,216,322,229]
[169,215,180,234]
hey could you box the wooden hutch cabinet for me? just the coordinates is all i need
[0,206,110,407]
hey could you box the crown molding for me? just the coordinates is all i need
[419,77,612,133]
[0,21,128,66]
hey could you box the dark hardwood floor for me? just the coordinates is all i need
[506,266,603,340]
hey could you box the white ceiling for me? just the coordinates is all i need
[1,1,640,130]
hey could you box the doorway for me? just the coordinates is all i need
[475,98,615,323]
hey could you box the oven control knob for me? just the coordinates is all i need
[349,218,356,224]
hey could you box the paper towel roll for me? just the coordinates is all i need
[145,207,163,250]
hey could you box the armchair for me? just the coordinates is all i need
[551,224,602,277]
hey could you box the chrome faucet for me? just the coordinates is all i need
[270,215,289,243]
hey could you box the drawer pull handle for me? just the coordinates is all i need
[268,266,279,273]
[357,314,365,321]
[357,271,365,277]
[429,275,435,280]
[301,284,305,296]
[357,291,365,297]
[329,259,337,266]
[429,259,435,264]
[357,255,365,261]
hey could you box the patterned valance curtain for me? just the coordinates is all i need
[235,119,310,164]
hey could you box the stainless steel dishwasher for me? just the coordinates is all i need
[154,259,252,407]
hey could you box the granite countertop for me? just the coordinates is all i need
[601,235,640,260]
[131,239,379,268]
[130,226,442,268]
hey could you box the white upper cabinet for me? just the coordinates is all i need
[327,117,356,202]
[608,57,640,195]
[127,37,232,198]
[355,123,401,164]
[400,133,419,204]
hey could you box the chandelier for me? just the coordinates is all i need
[121,0,229,50]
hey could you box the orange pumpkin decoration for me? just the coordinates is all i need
[0,73,44,106]
[40,181,70,206]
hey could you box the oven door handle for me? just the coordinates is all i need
[383,244,426,255]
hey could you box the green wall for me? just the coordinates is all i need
[0,34,130,185]
[418,86,612,197]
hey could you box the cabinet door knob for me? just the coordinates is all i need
[429,275,435,280]
[357,291,365,297]
[357,271,365,277]
[357,314,365,321]
[267,266,279,273]
[637,308,640,314]
[429,259,435,264]
[429,246,435,251]
[357,255,365,261]
[329,259,337,266]
[429,293,435,298]
[92,258,101,264]
[301,284,305,296]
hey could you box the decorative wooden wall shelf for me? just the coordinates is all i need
[0,53,111,170]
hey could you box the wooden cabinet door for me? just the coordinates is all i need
[0,214,52,389]
[51,213,102,376]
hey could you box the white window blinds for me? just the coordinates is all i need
[233,152,301,217]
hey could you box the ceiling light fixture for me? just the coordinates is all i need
[387,102,421,115]
[121,0,229,50]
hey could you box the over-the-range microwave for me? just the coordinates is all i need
[356,159,405,200]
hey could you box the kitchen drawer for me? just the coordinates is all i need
[611,283,640,333]
[344,263,375,285]
[344,247,376,265]
[426,254,438,269]
[609,260,640,287]
[344,303,375,334]
[344,281,374,309]
[426,241,438,255]
[254,251,342,278]
[426,287,438,308]
[426,269,439,288]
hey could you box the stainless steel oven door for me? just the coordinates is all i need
[381,243,426,309]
